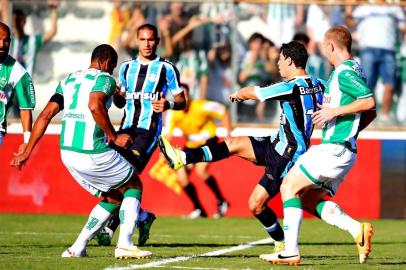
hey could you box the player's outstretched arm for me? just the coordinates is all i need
[229,86,258,103]
[10,101,60,170]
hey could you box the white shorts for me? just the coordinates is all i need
[61,149,134,197]
[296,143,356,196]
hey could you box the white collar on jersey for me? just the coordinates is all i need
[136,55,160,65]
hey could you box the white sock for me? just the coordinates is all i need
[283,198,303,255]
[117,195,141,248]
[70,204,113,252]
[318,201,360,239]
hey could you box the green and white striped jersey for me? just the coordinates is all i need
[322,59,373,150]
[56,68,116,154]
[10,34,44,76]
[0,56,35,133]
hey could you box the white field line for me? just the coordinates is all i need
[154,266,228,270]
[105,238,272,270]
[0,232,255,239]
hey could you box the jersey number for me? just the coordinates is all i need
[69,83,81,110]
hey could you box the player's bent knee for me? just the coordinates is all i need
[248,197,264,215]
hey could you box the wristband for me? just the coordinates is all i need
[168,101,175,109]
[23,131,31,144]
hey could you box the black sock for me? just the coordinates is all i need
[184,183,204,211]
[185,141,230,164]
[205,175,225,202]
[255,207,284,242]
[106,213,121,232]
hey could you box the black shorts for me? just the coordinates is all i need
[249,136,292,194]
[258,173,282,199]
[109,128,159,173]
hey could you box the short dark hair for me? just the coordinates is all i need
[91,44,118,65]
[293,33,310,46]
[247,32,264,45]
[12,9,26,18]
[280,41,308,69]
[0,22,11,39]
[137,24,158,39]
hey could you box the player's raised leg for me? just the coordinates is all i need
[158,135,255,169]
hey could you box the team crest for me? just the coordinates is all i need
[149,74,157,82]
[0,78,7,90]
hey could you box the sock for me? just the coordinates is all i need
[106,212,120,232]
[255,207,284,242]
[138,208,149,223]
[316,200,361,239]
[283,198,303,255]
[117,189,142,248]
[71,201,119,252]
[205,175,225,202]
[184,183,203,211]
[185,141,230,163]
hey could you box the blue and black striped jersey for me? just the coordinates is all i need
[118,56,183,133]
[254,75,325,165]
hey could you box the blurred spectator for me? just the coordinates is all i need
[306,4,331,58]
[347,2,406,125]
[262,38,280,82]
[172,16,209,100]
[108,0,130,51]
[265,3,304,48]
[238,33,269,122]
[1,0,9,23]
[122,5,146,57]
[199,3,234,48]
[293,32,327,81]
[10,0,59,76]
[261,38,282,124]
[398,37,406,125]
[206,42,232,105]
[164,2,190,62]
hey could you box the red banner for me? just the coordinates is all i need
[0,135,380,218]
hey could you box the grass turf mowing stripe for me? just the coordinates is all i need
[105,238,273,270]
[106,238,272,270]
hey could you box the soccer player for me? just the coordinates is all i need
[95,23,186,246]
[165,84,230,219]
[260,26,376,265]
[10,44,152,259]
[0,22,35,149]
[10,0,59,75]
[159,41,324,252]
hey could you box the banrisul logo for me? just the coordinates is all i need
[125,92,159,101]
[0,78,7,90]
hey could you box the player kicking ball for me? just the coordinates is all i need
[259,26,376,265]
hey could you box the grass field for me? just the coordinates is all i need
[0,214,405,270]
